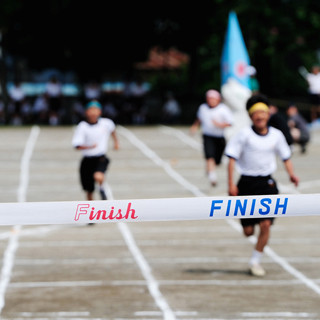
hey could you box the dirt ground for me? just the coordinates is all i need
[0,124,319,320]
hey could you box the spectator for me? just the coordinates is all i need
[0,98,5,124]
[299,65,320,122]
[286,104,310,153]
[247,65,260,95]
[8,81,26,125]
[70,100,85,124]
[268,104,293,147]
[45,75,63,125]
[33,94,49,124]
[103,98,118,121]
[162,91,181,124]
[84,80,102,103]
[129,77,148,124]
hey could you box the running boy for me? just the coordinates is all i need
[225,94,299,276]
[190,89,233,186]
[72,100,119,201]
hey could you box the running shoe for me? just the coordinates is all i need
[249,264,266,277]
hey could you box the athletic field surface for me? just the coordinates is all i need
[0,124,319,320]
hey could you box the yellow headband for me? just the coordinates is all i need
[248,102,269,115]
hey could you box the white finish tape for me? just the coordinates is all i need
[0,193,319,226]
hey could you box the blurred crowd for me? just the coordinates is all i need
[0,76,182,126]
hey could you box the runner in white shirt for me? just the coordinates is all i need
[190,89,233,186]
[225,93,299,277]
[72,100,119,203]
[299,65,320,121]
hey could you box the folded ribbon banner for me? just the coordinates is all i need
[0,194,319,226]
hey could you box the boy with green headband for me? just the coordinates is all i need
[72,100,119,204]
[225,94,299,277]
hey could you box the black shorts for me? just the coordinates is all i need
[202,134,226,165]
[80,155,110,192]
[237,175,278,227]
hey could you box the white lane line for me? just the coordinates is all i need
[10,237,320,248]
[0,126,40,314]
[118,126,204,197]
[136,311,317,319]
[9,310,314,320]
[265,246,320,294]
[296,179,320,190]
[135,310,198,316]
[17,126,40,203]
[1,318,106,320]
[105,183,176,320]
[9,280,105,288]
[104,183,176,320]
[1,318,104,320]
[123,125,320,296]
[118,223,176,320]
[17,311,90,317]
[160,125,202,151]
[12,256,320,266]
[0,225,74,241]
[10,238,248,247]
[8,278,316,288]
[241,312,317,318]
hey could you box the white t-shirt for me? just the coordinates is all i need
[225,126,291,176]
[306,73,320,94]
[197,103,233,137]
[72,118,115,157]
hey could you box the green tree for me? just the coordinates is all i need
[196,0,320,100]
[2,0,320,108]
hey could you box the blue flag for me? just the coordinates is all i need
[221,11,251,89]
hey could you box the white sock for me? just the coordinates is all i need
[249,249,263,266]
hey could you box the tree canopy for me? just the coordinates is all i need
[1,0,320,100]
